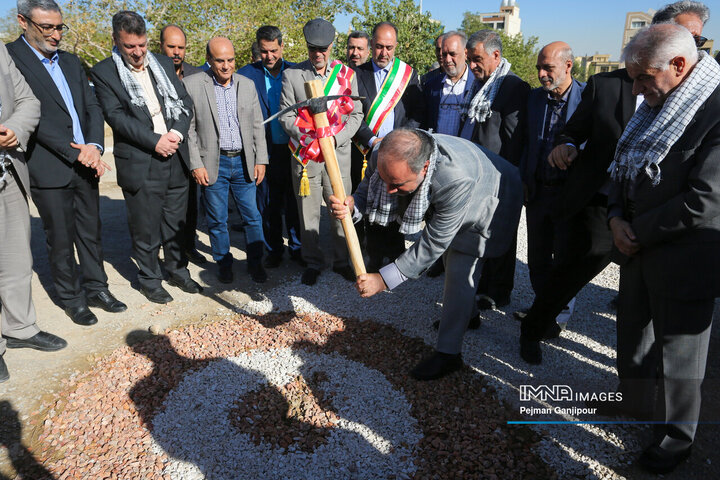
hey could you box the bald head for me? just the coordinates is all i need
[206,36,235,86]
[536,41,574,97]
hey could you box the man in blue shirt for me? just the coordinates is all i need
[238,26,302,269]
[8,0,126,326]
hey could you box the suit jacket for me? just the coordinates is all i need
[184,70,268,185]
[0,41,40,195]
[237,59,296,146]
[354,133,522,279]
[607,84,720,300]
[90,54,193,193]
[460,72,530,167]
[520,78,586,202]
[179,61,201,79]
[422,66,475,134]
[8,38,104,189]
[554,69,635,219]
[352,60,424,146]
[278,59,363,178]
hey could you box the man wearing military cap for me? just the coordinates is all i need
[279,18,363,285]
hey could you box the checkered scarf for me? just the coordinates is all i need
[609,52,720,185]
[111,47,189,121]
[463,57,511,124]
[365,132,439,235]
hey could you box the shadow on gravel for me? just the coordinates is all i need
[0,400,54,480]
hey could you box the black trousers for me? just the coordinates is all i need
[257,143,301,257]
[617,257,714,453]
[521,194,614,340]
[31,165,108,308]
[122,154,190,290]
[350,143,366,248]
[477,236,517,301]
[182,176,199,251]
[366,221,405,269]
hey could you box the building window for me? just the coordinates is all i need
[497,22,505,30]
[631,21,646,28]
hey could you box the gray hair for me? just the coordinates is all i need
[652,1,710,25]
[378,129,433,173]
[622,23,698,70]
[17,0,60,17]
[443,30,467,49]
[556,44,574,63]
[467,30,502,55]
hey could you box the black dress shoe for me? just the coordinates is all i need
[249,265,268,283]
[218,264,234,284]
[87,291,127,313]
[4,331,67,351]
[0,355,8,383]
[141,286,173,304]
[520,335,542,364]
[638,444,691,474]
[410,351,463,380]
[301,268,321,286]
[432,314,481,331]
[263,254,283,269]
[333,265,356,282]
[167,276,203,294]
[65,305,98,326]
[185,248,207,265]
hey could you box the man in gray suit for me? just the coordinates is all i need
[279,18,363,286]
[0,41,66,382]
[330,129,522,379]
[185,37,268,284]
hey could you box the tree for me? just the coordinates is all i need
[335,0,443,74]
[461,11,540,88]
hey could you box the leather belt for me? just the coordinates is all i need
[220,149,243,157]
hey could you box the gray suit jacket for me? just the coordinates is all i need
[0,41,40,194]
[356,132,522,279]
[184,70,268,185]
[278,60,362,178]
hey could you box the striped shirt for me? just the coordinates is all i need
[213,75,243,151]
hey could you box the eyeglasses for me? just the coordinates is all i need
[21,15,69,36]
[694,35,707,48]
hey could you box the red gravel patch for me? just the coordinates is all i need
[25,312,557,479]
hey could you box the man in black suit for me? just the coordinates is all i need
[352,21,425,271]
[519,68,636,363]
[608,24,720,474]
[460,29,529,309]
[91,10,201,304]
[9,0,126,326]
[159,23,204,266]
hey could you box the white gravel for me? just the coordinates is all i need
[151,348,422,480]
[234,210,640,480]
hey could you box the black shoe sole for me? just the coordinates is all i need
[5,338,67,352]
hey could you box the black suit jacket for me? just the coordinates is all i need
[7,38,104,188]
[353,60,425,147]
[608,84,720,300]
[90,54,193,193]
[460,73,529,167]
[554,69,636,220]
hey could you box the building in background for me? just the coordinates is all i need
[473,0,522,36]
[576,54,620,79]
[621,10,654,52]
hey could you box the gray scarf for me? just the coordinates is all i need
[463,57,511,124]
[609,52,720,185]
[111,47,188,121]
[365,131,438,235]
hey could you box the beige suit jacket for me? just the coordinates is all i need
[185,70,268,185]
[0,41,40,194]
[278,59,362,178]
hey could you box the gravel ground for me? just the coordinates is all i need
[5,187,719,480]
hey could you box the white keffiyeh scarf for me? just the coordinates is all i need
[365,132,439,235]
[463,57,511,124]
[111,47,189,121]
[609,52,720,185]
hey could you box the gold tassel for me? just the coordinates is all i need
[361,154,367,180]
[299,166,310,197]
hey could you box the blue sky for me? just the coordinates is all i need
[1,0,717,60]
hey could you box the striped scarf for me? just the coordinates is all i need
[463,57,511,124]
[111,47,188,121]
[609,52,720,185]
